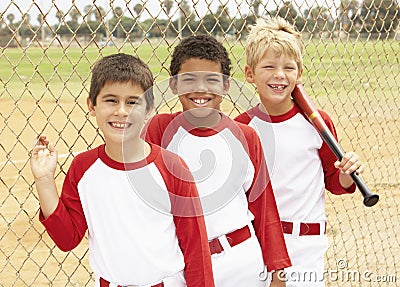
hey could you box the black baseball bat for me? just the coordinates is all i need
[292,84,379,207]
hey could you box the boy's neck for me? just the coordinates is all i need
[182,110,222,129]
[105,138,151,163]
[259,99,294,116]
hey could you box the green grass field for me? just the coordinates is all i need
[0,39,399,287]
[0,39,399,104]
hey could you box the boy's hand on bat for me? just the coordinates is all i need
[334,151,364,175]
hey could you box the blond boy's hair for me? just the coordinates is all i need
[245,17,304,72]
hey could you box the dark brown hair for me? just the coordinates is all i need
[88,53,154,110]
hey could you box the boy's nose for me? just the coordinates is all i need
[115,104,129,116]
[274,70,285,78]
[196,80,209,92]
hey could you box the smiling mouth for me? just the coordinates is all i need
[110,122,132,129]
[268,84,287,91]
[190,98,212,105]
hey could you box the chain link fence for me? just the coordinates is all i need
[1,0,399,286]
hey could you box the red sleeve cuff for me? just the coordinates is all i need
[39,199,62,225]
[329,171,357,195]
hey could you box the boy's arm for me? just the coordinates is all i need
[30,136,59,217]
[31,136,87,251]
[173,213,214,287]
[167,155,214,287]
[246,130,291,272]
[318,111,357,194]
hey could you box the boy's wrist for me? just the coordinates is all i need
[339,173,353,189]
[34,174,55,183]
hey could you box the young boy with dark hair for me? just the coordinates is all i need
[30,53,214,287]
[144,35,291,286]
[235,17,364,287]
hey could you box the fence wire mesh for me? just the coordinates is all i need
[0,0,399,286]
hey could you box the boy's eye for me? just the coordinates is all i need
[105,98,117,103]
[182,78,195,82]
[128,97,142,105]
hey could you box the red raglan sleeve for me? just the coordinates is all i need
[234,112,252,125]
[318,110,356,195]
[244,127,292,271]
[143,113,179,147]
[157,149,214,287]
[39,156,89,251]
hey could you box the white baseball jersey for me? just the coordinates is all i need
[144,112,291,272]
[235,103,355,222]
[40,143,214,287]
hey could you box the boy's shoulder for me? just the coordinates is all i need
[234,106,259,125]
[221,114,261,145]
[148,112,181,126]
[66,146,103,179]
[149,143,194,180]
[72,146,101,163]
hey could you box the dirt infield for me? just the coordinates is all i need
[1,96,399,287]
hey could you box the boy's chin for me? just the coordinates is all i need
[184,107,219,118]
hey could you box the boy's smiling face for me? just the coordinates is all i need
[245,49,302,116]
[87,81,151,147]
[170,58,229,121]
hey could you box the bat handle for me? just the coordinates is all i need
[350,172,379,207]
[319,130,379,207]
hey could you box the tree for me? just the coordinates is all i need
[133,3,144,19]
[37,13,45,43]
[163,0,174,15]
[55,10,64,27]
[338,0,361,33]
[19,13,34,39]
[176,0,192,37]
[162,0,174,37]
[215,4,232,35]
[114,7,124,19]
[359,0,400,37]
[94,6,105,22]
[6,13,15,26]
[69,7,80,24]
[305,5,333,35]
[274,1,298,24]
[67,7,80,33]
[251,0,262,17]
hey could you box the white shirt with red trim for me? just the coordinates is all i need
[40,143,214,287]
[144,112,291,272]
[235,104,355,223]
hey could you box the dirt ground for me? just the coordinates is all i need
[1,96,399,286]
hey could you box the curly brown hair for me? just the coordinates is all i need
[169,34,231,78]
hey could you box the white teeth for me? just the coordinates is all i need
[111,122,130,128]
[192,98,209,104]
[270,85,285,90]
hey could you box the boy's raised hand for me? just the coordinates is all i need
[30,135,58,180]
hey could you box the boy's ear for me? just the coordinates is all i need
[223,78,230,95]
[169,76,178,94]
[244,65,255,83]
[87,97,96,116]
[296,68,303,84]
[145,104,155,121]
